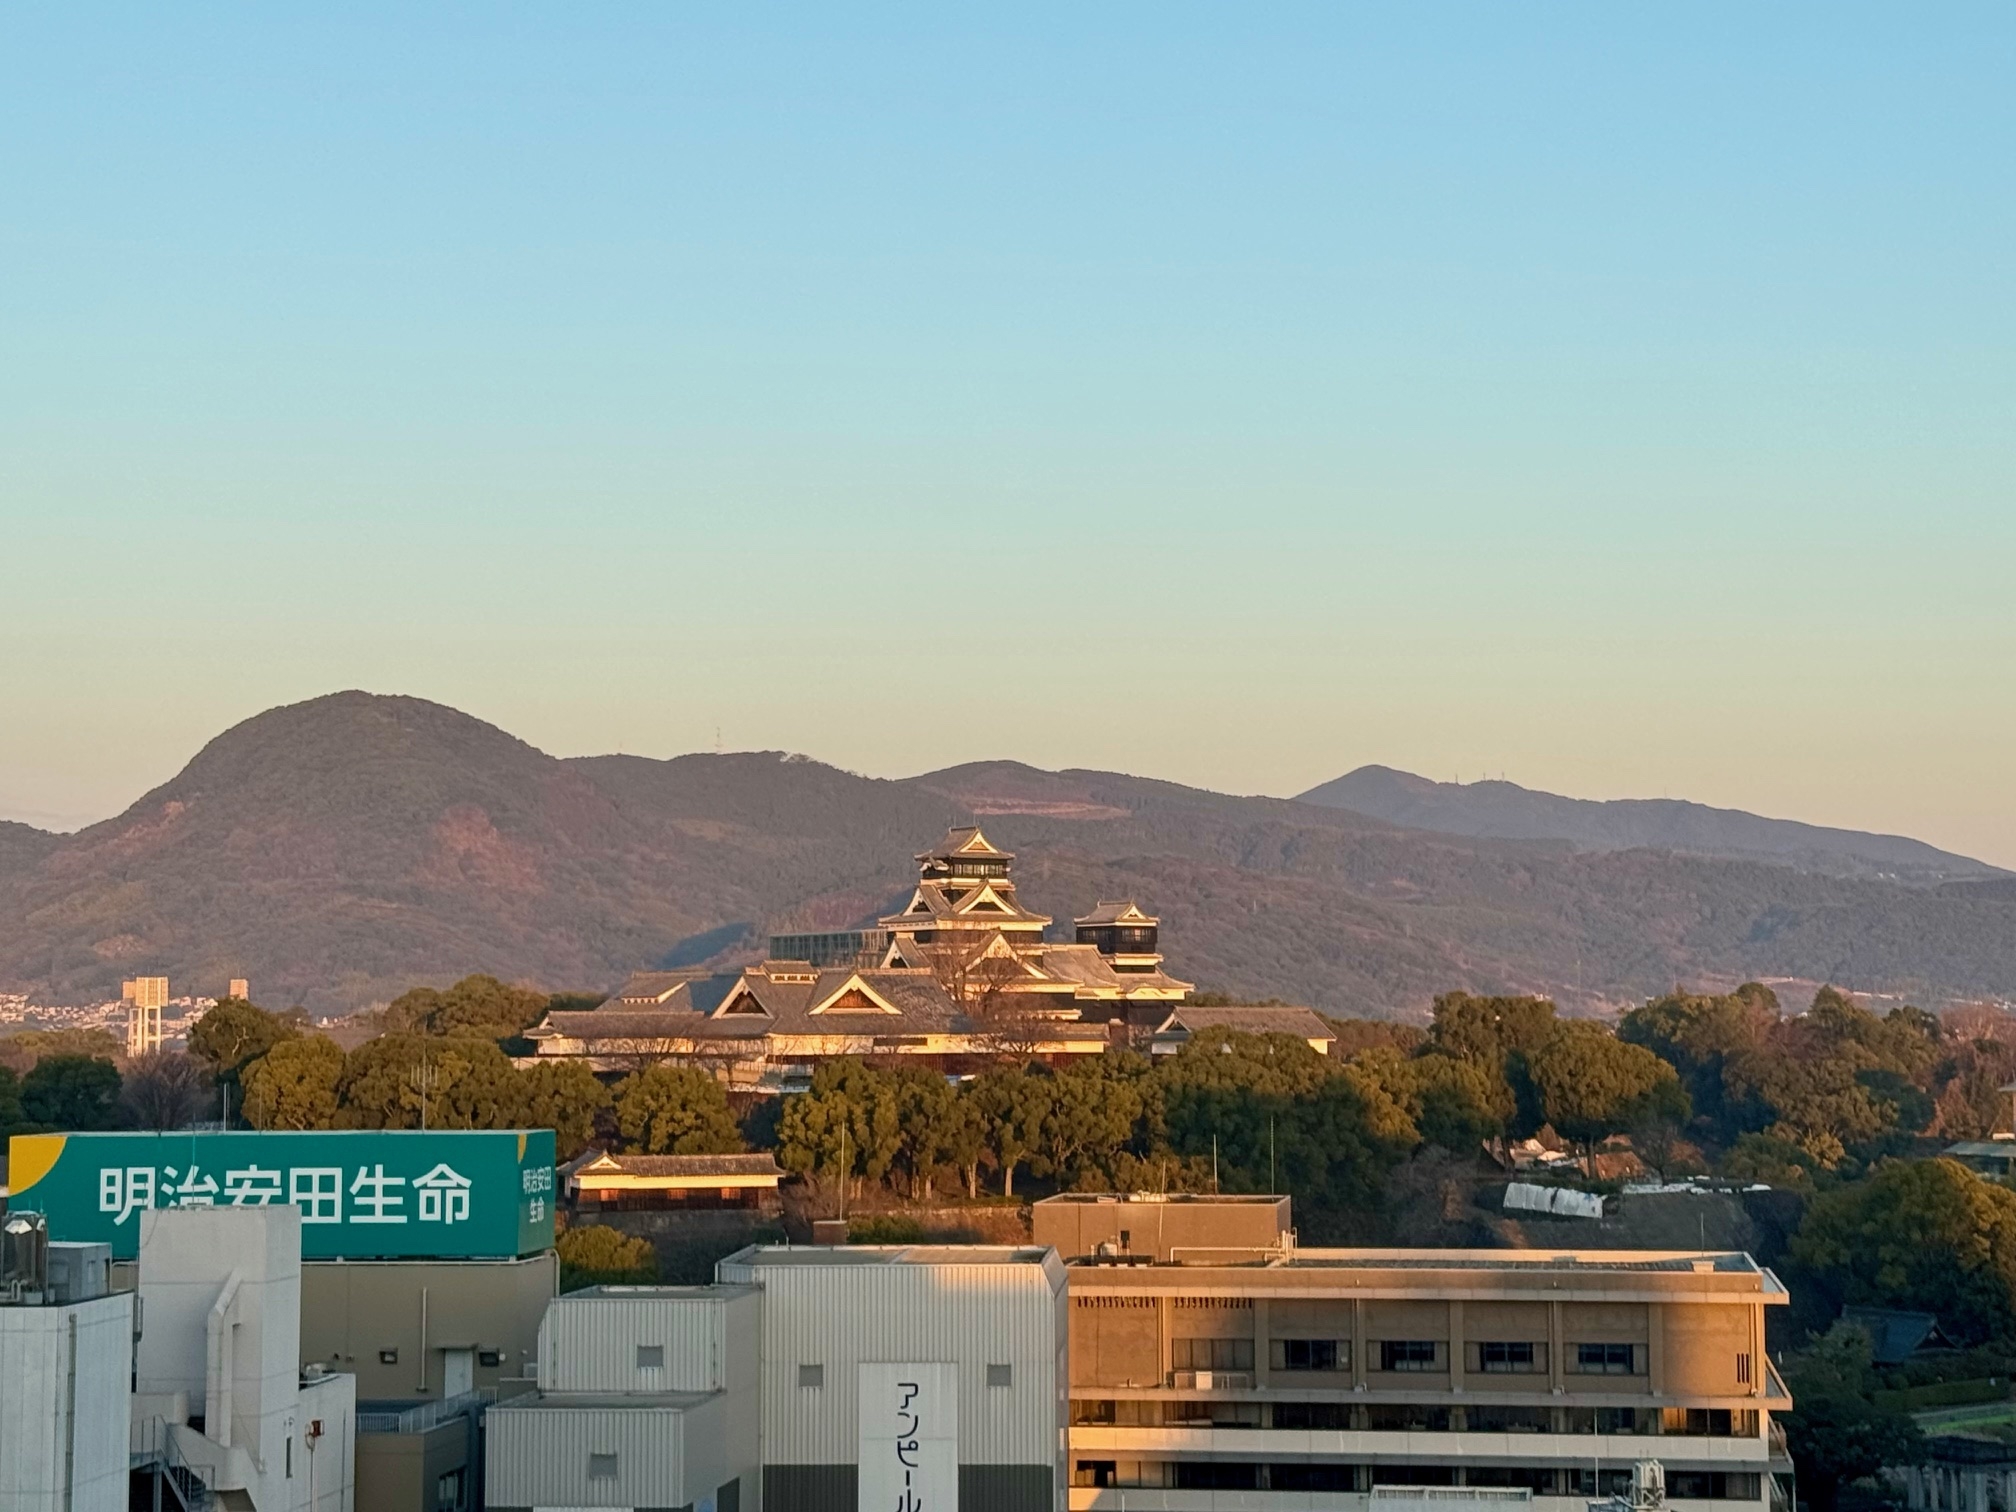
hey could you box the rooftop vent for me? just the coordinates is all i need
[1,1211,50,1304]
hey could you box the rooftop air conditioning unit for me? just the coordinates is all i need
[1,1210,50,1304]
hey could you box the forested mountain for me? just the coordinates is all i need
[2,692,2014,1014]
[1299,765,2001,884]
[0,819,62,879]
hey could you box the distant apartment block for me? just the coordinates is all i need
[122,975,168,1057]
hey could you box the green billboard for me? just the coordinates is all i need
[4,1129,556,1260]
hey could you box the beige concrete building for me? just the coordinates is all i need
[298,1252,557,1401]
[123,975,168,1057]
[1037,1194,1794,1512]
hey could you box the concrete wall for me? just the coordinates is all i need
[1034,1196,1288,1262]
[138,1206,309,1511]
[300,1252,556,1399]
[357,1416,471,1512]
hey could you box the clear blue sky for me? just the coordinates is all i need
[4,6,2013,862]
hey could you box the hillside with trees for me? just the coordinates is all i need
[1300,764,2004,883]
[3,692,2015,1013]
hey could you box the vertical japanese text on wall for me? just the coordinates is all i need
[859,1361,958,1512]
[4,1129,557,1259]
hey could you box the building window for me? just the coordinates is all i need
[1366,1403,1451,1432]
[1173,1462,1261,1491]
[637,1345,664,1369]
[798,1364,824,1388]
[1669,1472,1763,1501]
[435,1469,465,1510]
[1273,1400,1349,1430]
[378,1349,399,1365]
[1071,1399,1161,1427]
[588,1453,618,1480]
[477,1350,502,1369]
[1572,1406,1649,1435]
[1272,1338,1346,1372]
[1737,1352,1752,1385]
[1163,1400,1263,1428]
[1465,1404,1549,1433]
[987,1364,1013,1388]
[1378,1339,1442,1372]
[1173,1337,1254,1372]
[1573,1342,1639,1375]
[1271,1464,1365,1493]
[1662,1407,1751,1437]
[1475,1340,1542,1373]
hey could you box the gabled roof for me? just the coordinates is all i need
[880,881,1050,930]
[569,1151,786,1180]
[917,826,1013,863]
[1156,1004,1337,1044]
[609,971,708,1006]
[809,974,904,1016]
[1842,1306,1957,1365]
[1076,900,1158,927]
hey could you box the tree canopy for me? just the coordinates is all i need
[21,1054,123,1131]
[1791,1157,2016,1345]
[613,1064,742,1155]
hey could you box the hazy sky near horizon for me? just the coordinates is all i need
[4,7,2014,863]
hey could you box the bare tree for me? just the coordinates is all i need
[120,1053,215,1131]
[923,937,1056,1062]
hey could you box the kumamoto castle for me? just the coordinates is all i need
[519,826,1336,1089]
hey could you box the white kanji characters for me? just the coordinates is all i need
[289,1167,343,1223]
[349,1164,408,1224]
[224,1166,283,1206]
[414,1163,472,1224]
[163,1165,220,1208]
[98,1166,157,1225]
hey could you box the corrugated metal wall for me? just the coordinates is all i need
[0,1293,134,1512]
[717,1253,1067,1470]
[484,1401,687,1507]
[538,1287,759,1393]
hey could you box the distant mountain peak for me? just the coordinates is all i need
[1297,766,2002,884]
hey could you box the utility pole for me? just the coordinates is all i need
[838,1123,848,1225]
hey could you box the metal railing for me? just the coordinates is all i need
[131,1417,217,1512]
[356,1388,494,1435]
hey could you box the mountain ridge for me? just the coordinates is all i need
[2,692,2013,1015]
[1297,764,2001,884]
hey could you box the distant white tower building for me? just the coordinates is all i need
[124,976,168,1058]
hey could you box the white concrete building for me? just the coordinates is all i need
[0,1222,134,1512]
[135,1205,356,1512]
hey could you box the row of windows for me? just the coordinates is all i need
[1072,1461,1763,1498]
[1072,1400,1759,1437]
[1170,1337,1646,1375]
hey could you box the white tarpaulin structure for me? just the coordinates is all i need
[1504,1182,1605,1219]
